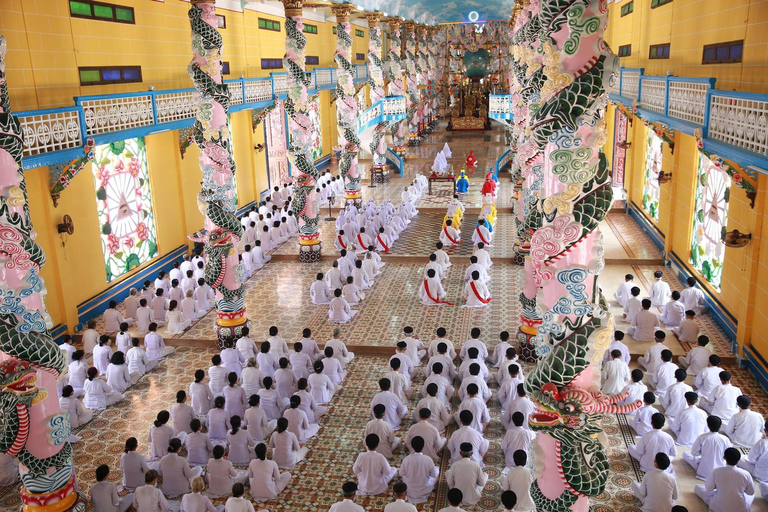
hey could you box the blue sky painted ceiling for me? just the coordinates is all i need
[353,0,515,24]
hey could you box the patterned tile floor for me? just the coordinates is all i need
[49,124,768,512]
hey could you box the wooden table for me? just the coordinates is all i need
[428,175,456,195]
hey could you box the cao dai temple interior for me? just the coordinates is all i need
[2,0,768,511]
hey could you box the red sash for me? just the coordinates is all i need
[357,234,367,250]
[443,227,459,245]
[469,281,492,304]
[424,279,454,305]
[337,235,346,249]
[475,227,489,245]
[377,234,390,253]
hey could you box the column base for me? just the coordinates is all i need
[372,164,389,183]
[298,241,323,263]
[516,328,539,364]
[20,476,85,512]
[215,313,249,350]
[393,145,407,156]
[408,133,420,146]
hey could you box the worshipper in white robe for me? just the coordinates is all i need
[83,367,124,410]
[329,289,357,323]
[737,424,768,494]
[181,290,204,322]
[147,411,176,463]
[497,365,524,408]
[427,328,456,359]
[617,369,648,406]
[445,443,488,506]
[342,276,363,306]
[489,332,513,370]
[124,288,141,321]
[180,477,217,512]
[145,324,175,360]
[223,373,248,420]
[121,438,149,492]
[414,384,454,433]
[631,453,679,512]
[648,270,671,308]
[701,371,742,424]
[226,416,256,466]
[628,413,677,473]
[694,353,723,400]
[602,330,631,364]
[405,409,446,463]
[93,336,113,376]
[351,260,372,290]
[637,332,668,375]
[269,417,308,471]
[107,352,138,394]
[168,280,185,305]
[670,392,708,446]
[463,271,491,307]
[325,261,345,291]
[160,439,203,498]
[334,230,350,252]
[384,482,418,512]
[464,257,489,286]
[375,227,392,253]
[251,241,270,269]
[206,445,248,497]
[59,335,76,366]
[448,411,489,466]
[132,471,170,512]
[59,385,93,441]
[628,299,660,341]
[255,342,279,381]
[205,397,230,442]
[420,269,448,305]
[221,346,245,380]
[68,350,88,397]
[424,253,445,282]
[629,392,658,438]
[681,276,707,315]
[723,395,765,448]
[601,349,632,396]
[248,443,291,501]
[353,434,398,496]
[181,270,197,296]
[421,363,455,408]
[284,395,319,443]
[454,385,490,432]
[362,252,380,281]
[136,300,157,335]
[673,310,701,343]
[501,450,536,512]
[310,273,332,305]
[676,336,711,379]
[683,415,732,480]
[354,228,373,254]
[460,366,492,404]
[286,344,312,383]
[502,413,536,469]
[309,361,336,404]
[329,482,365,512]
[471,220,492,247]
[440,219,461,246]
[325,328,354,367]
[473,243,492,271]
[365,404,401,459]
[613,274,635,307]
[650,350,678,397]
[337,250,355,279]
[113,326,131,356]
[434,242,451,270]
[104,300,133,332]
[184,420,213,466]
[165,300,189,335]
[623,287,643,325]
[659,290,685,327]
[82,320,100,355]
[244,394,277,443]
[127,338,156,378]
[661,369,693,419]
[501,385,536,430]
[371,378,408,430]
[694,448,754,512]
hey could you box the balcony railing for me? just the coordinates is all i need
[15,64,369,169]
[488,94,514,120]
[357,96,406,133]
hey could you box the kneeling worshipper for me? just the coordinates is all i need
[310,273,332,305]
[440,219,461,247]
[482,170,497,196]
[420,268,451,306]
[456,170,470,194]
[466,151,477,169]
[329,288,357,323]
[472,219,493,247]
[464,271,492,307]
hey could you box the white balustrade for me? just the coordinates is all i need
[273,74,289,96]
[382,96,406,115]
[80,95,153,136]
[155,90,197,124]
[621,71,640,100]
[359,103,382,130]
[244,80,271,103]
[19,109,82,157]
[668,81,709,125]
[640,79,666,114]
[489,95,511,113]
[709,94,768,156]
[316,69,332,87]
[227,82,244,105]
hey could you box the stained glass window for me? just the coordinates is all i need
[92,137,157,282]
[690,153,730,290]
[642,131,662,221]
[308,99,323,161]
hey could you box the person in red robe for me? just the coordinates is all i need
[466,151,477,168]
[481,174,496,197]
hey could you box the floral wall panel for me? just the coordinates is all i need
[309,98,323,161]
[642,131,662,222]
[265,101,290,187]
[92,137,158,282]
[691,153,731,290]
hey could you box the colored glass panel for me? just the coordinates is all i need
[93,4,113,18]
[79,69,101,83]
[642,131,662,222]
[115,7,134,22]
[92,137,158,282]
[309,99,322,160]
[70,1,92,16]
[690,154,730,290]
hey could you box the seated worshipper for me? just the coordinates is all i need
[448,411,490,466]
[206,445,248,497]
[251,240,270,269]
[165,300,189,335]
[325,328,354,367]
[329,289,357,323]
[269,417,308,470]
[221,345,245,380]
[375,227,392,253]
[434,242,451,272]
[310,272,332,305]
[701,371,742,424]
[440,219,461,246]
[425,253,445,282]
[602,330,631,365]
[679,335,712,377]
[355,227,373,254]
[371,378,408,431]
[501,453,535,512]
[630,392,659,438]
[683,415,732,480]
[256,377,288,422]
[725,395,765,448]
[406,409,446,463]
[60,334,77,366]
[362,252,380,281]
[673,310,701,343]
[623,287,643,325]
[181,290,204,323]
[638,331,668,375]
[159,438,203,498]
[235,329,258,364]
[460,364,492,404]
[181,270,197,296]
[737,422,768,495]
[613,274,635,308]
[145,323,175,361]
[501,385,536,430]
[342,276,364,305]
[670,392,708,446]
[226,416,256,466]
[68,350,88,398]
[463,271,492,307]
[618,368,648,407]
[334,229,350,253]
[601,349,632,396]
[181,477,218,512]
[223,373,248,420]
[132,470,172,512]
[472,219,493,247]
[474,243,492,271]
[398,440,440,503]
[427,327,457,359]
[284,395,319,443]
[248,443,291,502]
[454,384,490,432]
[106,351,138,394]
[497,363,524,408]
[414,383,453,433]
[169,279,184,305]
[445,442,488,506]
[659,290,686,328]
[206,397,231,442]
[124,288,141,322]
[365,404,401,459]
[490,331,514,369]
[649,270,672,308]
[120,437,149,492]
[274,358,298,401]
[464,256,489,286]
[502,413,537,470]
[693,448,754,511]
[93,336,113,376]
[628,413,677,473]
[308,361,336,404]
[127,338,155,378]
[244,394,277,443]
[420,268,449,305]
[83,367,124,410]
[631,453,679,512]
[104,300,133,332]
[256,342,279,381]
[353,434,398,496]
[681,276,707,316]
[421,362,455,408]
[661,369,693,420]
[400,326,425,367]
[59,385,93,441]
[90,464,133,512]
[458,345,490,380]
[135,300,155,335]
[694,354,724,403]
[147,410,175,463]
[650,349,678,397]
[185,419,213,466]
[628,299,660,341]
[288,343,313,382]
[455,170,469,194]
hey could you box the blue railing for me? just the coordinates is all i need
[488,94,513,120]
[17,64,368,170]
[386,148,404,177]
[356,96,407,133]
[494,148,512,176]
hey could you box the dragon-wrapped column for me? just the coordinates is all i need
[426,26,441,128]
[384,17,406,155]
[416,26,429,136]
[331,4,362,207]
[516,1,640,511]
[280,0,322,261]
[403,21,419,146]
[0,35,82,512]
[364,12,389,181]
[188,0,248,348]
